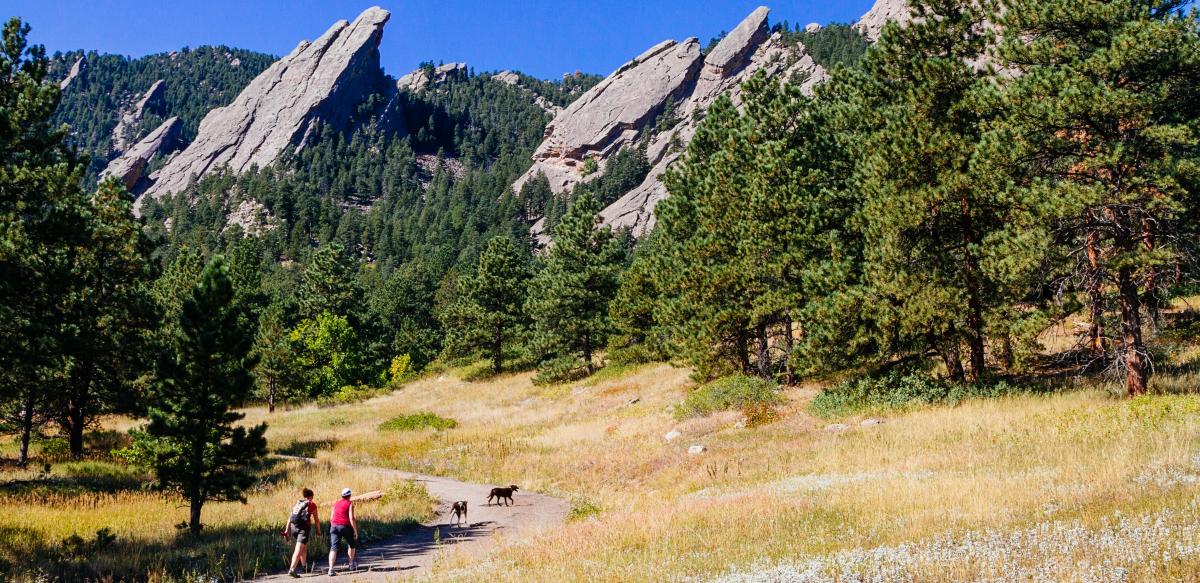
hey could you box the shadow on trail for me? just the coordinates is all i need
[354,520,497,571]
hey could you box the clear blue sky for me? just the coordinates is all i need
[6,1,878,79]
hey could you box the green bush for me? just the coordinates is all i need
[316,383,387,407]
[532,356,591,386]
[378,412,458,432]
[810,370,1029,419]
[675,375,782,420]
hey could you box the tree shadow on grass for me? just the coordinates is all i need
[274,438,338,458]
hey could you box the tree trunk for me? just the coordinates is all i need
[1085,211,1107,363]
[960,198,986,382]
[941,338,965,383]
[67,403,85,458]
[736,332,752,375]
[582,334,594,375]
[755,322,771,380]
[999,333,1015,371]
[18,395,34,467]
[783,315,796,386]
[267,376,276,414]
[1117,265,1150,396]
[1141,216,1161,327]
[492,325,504,375]
[189,496,204,535]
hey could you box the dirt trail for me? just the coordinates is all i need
[257,460,569,582]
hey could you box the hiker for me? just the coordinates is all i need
[283,487,321,578]
[328,487,359,575]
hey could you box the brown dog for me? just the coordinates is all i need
[486,485,519,506]
[450,500,468,526]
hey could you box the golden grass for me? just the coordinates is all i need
[247,360,1200,582]
[0,457,434,581]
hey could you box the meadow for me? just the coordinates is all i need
[4,302,1200,581]
[0,448,433,581]
[256,366,1200,581]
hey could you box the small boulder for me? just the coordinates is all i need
[664,429,682,442]
[688,445,707,455]
[805,22,822,33]
[626,396,641,406]
[825,423,850,433]
[861,418,884,427]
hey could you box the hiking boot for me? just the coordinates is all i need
[349,562,359,572]
[327,570,336,577]
[288,571,299,579]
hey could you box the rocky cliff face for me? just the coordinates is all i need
[110,79,165,154]
[137,6,398,208]
[516,6,827,238]
[856,0,911,42]
[101,116,182,192]
[59,56,84,90]
[397,62,468,91]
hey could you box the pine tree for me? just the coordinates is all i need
[845,0,1040,381]
[58,178,159,456]
[141,255,266,535]
[443,236,531,374]
[254,301,297,413]
[993,0,1200,394]
[0,18,91,465]
[527,192,625,374]
[299,242,360,322]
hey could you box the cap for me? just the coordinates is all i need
[341,487,352,497]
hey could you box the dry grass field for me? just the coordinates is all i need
[253,358,1200,582]
[0,454,434,581]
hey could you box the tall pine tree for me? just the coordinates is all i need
[443,236,531,374]
[527,193,624,375]
[141,255,266,534]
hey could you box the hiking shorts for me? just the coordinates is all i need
[330,524,358,549]
[289,524,311,544]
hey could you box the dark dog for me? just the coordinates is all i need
[486,485,519,506]
[450,500,468,526]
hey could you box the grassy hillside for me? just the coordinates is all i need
[252,358,1200,582]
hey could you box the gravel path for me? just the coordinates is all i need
[257,459,569,582]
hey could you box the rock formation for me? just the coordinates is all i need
[516,6,827,238]
[138,6,399,208]
[224,199,274,236]
[492,70,561,114]
[59,56,84,90]
[856,0,911,42]
[111,79,166,154]
[397,62,468,91]
[100,116,182,192]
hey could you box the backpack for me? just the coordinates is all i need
[289,499,311,528]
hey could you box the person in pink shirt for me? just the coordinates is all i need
[327,487,359,575]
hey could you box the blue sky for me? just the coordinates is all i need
[6,1,878,79]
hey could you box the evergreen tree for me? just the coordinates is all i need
[254,301,298,413]
[846,0,1040,381]
[527,192,625,374]
[443,236,531,373]
[58,178,159,456]
[0,18,90,465]
[140,255,266,534]
[993,0,1200,394]
[299,242,360,322]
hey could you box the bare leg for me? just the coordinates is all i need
[348,547,357,569]
[328,547,337,573]
[290,542,305,572]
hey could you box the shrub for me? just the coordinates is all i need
[675,375,782,420]
[378,412,458,432]
[810,370,1029,419]
[388,354,413,385]
[567,498,602,522]
[532,355,591,386]
[316,383,386,407]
